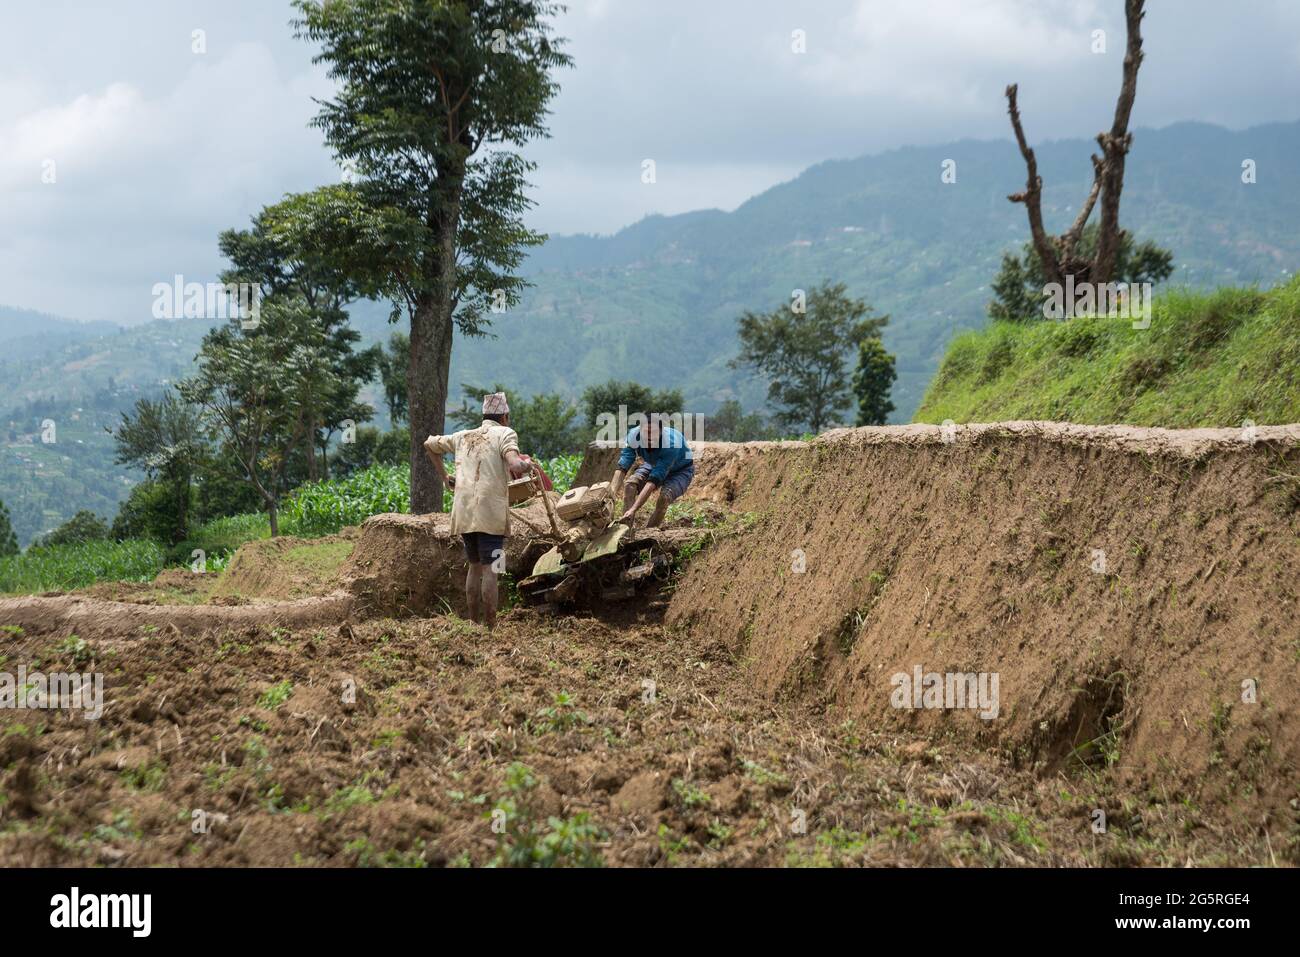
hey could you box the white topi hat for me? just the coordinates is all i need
[482,392,509,416]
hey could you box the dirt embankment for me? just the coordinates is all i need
[573,440,804,491]
[0,593,353,641]
[210,532,357,602]
[665,423,1300,820]
[0,534,360,639]
[339,499,570,618]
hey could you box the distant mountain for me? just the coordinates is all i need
[0,313,393,547]
[0,306,120,361]
[447,119,1299,419]
[2,118,1297,543]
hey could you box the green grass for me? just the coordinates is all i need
[915,277,1300,427]
[0,453,586,596]
[282,454,583,538]
[284,540,355,572]
[0,538,166,594]
[186,512,272,557]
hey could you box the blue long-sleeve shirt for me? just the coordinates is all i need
[617,426,692,485]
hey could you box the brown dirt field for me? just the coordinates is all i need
[0,423,1297,866]
[0,608,1281,867]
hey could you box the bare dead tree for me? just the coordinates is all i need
[1005,0,1145,288]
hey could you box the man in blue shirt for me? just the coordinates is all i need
[612,413,695,527]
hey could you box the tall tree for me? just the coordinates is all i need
[112,392,208,545]
[988,225,1174,322]
[731,281,888,434]
[375,331,410,425]
[706,400,773,442]
[1004,0,1146,292]
[290,0,571,513]
[179,300,329,536]
[579,380,684,430]
[220,200,378,480]
[38,511,110,548]
[852,338,897,426]
[450,382,581,458]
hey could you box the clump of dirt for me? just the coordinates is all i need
[666,422,1300,827]
[212,532,357,602]
[340,507,558,618]
[1,609,1283,867]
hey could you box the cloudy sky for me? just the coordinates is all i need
[2,0,1298,322]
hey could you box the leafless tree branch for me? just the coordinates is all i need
[1004,0,1146,289]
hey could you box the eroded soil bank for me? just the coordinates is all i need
[666,423,1300,828]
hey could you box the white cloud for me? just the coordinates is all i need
[0,41,335,322]
[1,0,1298,320]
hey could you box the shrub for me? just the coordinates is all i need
[37,510,110,548]
[489,763,605,868]
[0,500,19,557]
[171,512,272,565]
[112,479,192,544]
[978,333,1017,383]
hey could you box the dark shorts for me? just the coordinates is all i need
[628,462,695,502]
[461,532,506,566]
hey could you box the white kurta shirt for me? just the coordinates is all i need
[423,421,520,536]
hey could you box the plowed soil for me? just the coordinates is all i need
[1,423,1297,867]
[0,609,1282,867]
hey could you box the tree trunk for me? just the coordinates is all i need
[408,294,445,513]
[170,471,189,546]
[408,171,464,514]
[267,501,279,538]
[306,416,320,482]
[1093,0,1144,284]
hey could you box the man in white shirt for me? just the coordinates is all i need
[423,392,530,630]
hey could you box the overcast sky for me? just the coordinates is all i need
[2,0,1298,322]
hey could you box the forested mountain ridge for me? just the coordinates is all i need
[2,118,1297,543]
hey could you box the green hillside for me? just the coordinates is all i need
[463,119,1300,418]
[3,119,1299,542]
[914,276,1300,427]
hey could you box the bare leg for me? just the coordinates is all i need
[480,569,499,630]
[647,493,669,528]
[465,562,483,623]
[622,482,638,515]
